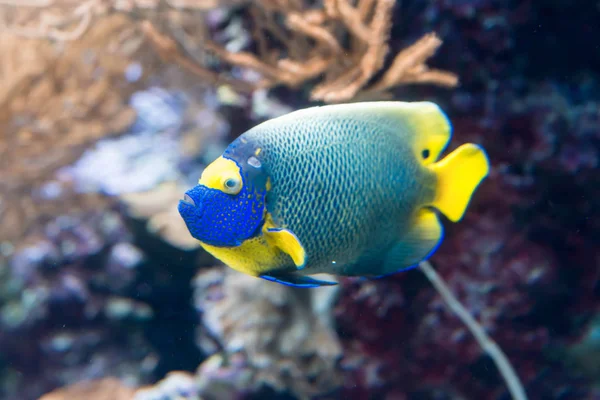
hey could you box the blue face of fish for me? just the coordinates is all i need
[178,155,267,247]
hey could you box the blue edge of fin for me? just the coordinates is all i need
[260,274,337,288]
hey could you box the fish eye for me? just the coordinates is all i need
[421,149,430,159]
[222,177,242,194]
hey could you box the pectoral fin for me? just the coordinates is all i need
[260,273,337,288]
[265,227,307,269]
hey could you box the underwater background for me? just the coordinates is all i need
[0,1,598,399]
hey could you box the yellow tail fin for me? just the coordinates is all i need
[429,143,490,222]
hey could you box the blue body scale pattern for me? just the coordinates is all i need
[222,106,441,278]
[180,102,460,283]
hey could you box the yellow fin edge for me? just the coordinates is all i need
[429,143,490,222]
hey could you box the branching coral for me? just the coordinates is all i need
[0,15,143,183]
[143,0,458,102]
[0,2,238,250]
[419,261,528,400]
[1,0,457,103]
[0,14,147,246]
[0,0,246,40]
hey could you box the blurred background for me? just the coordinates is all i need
[0,1,598,399]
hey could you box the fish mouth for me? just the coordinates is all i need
[180,193,195,207]
[178,191,201,218]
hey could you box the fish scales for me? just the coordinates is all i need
[180,101,490,287]
[233,110,437,275]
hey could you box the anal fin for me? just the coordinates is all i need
[260,273,337,288]
[379,209,444,276]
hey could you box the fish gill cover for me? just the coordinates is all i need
[0,0,597,400]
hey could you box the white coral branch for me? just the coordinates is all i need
[418,261,528,400]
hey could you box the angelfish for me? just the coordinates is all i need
[178,102,489,287]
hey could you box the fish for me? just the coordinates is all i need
[178,101,489,288]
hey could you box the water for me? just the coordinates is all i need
[0,1,598,399]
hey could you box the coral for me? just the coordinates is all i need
[0,0,247,41]
[89,266,344,400]
[1,0,457,103]
[134,371,199,400]
[61,88,189,196]
[143,0,458,102]
[333,199,561,398]
[0,59,230,399]
[63,86,229,250]
[192,266,343,399]
[418,261,527,400]
[464,80,600,300]
[0,206,158,400]
[0,13,145,188]
[0,4,232,250]
[0,79,230,398]
[0,14,146,247]
[120,182,201,250]
[38,377,136,400]
[399,0,529,92]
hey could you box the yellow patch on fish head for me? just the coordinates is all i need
[199,156,243,195]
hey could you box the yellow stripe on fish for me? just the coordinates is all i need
[178,101,490,288]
